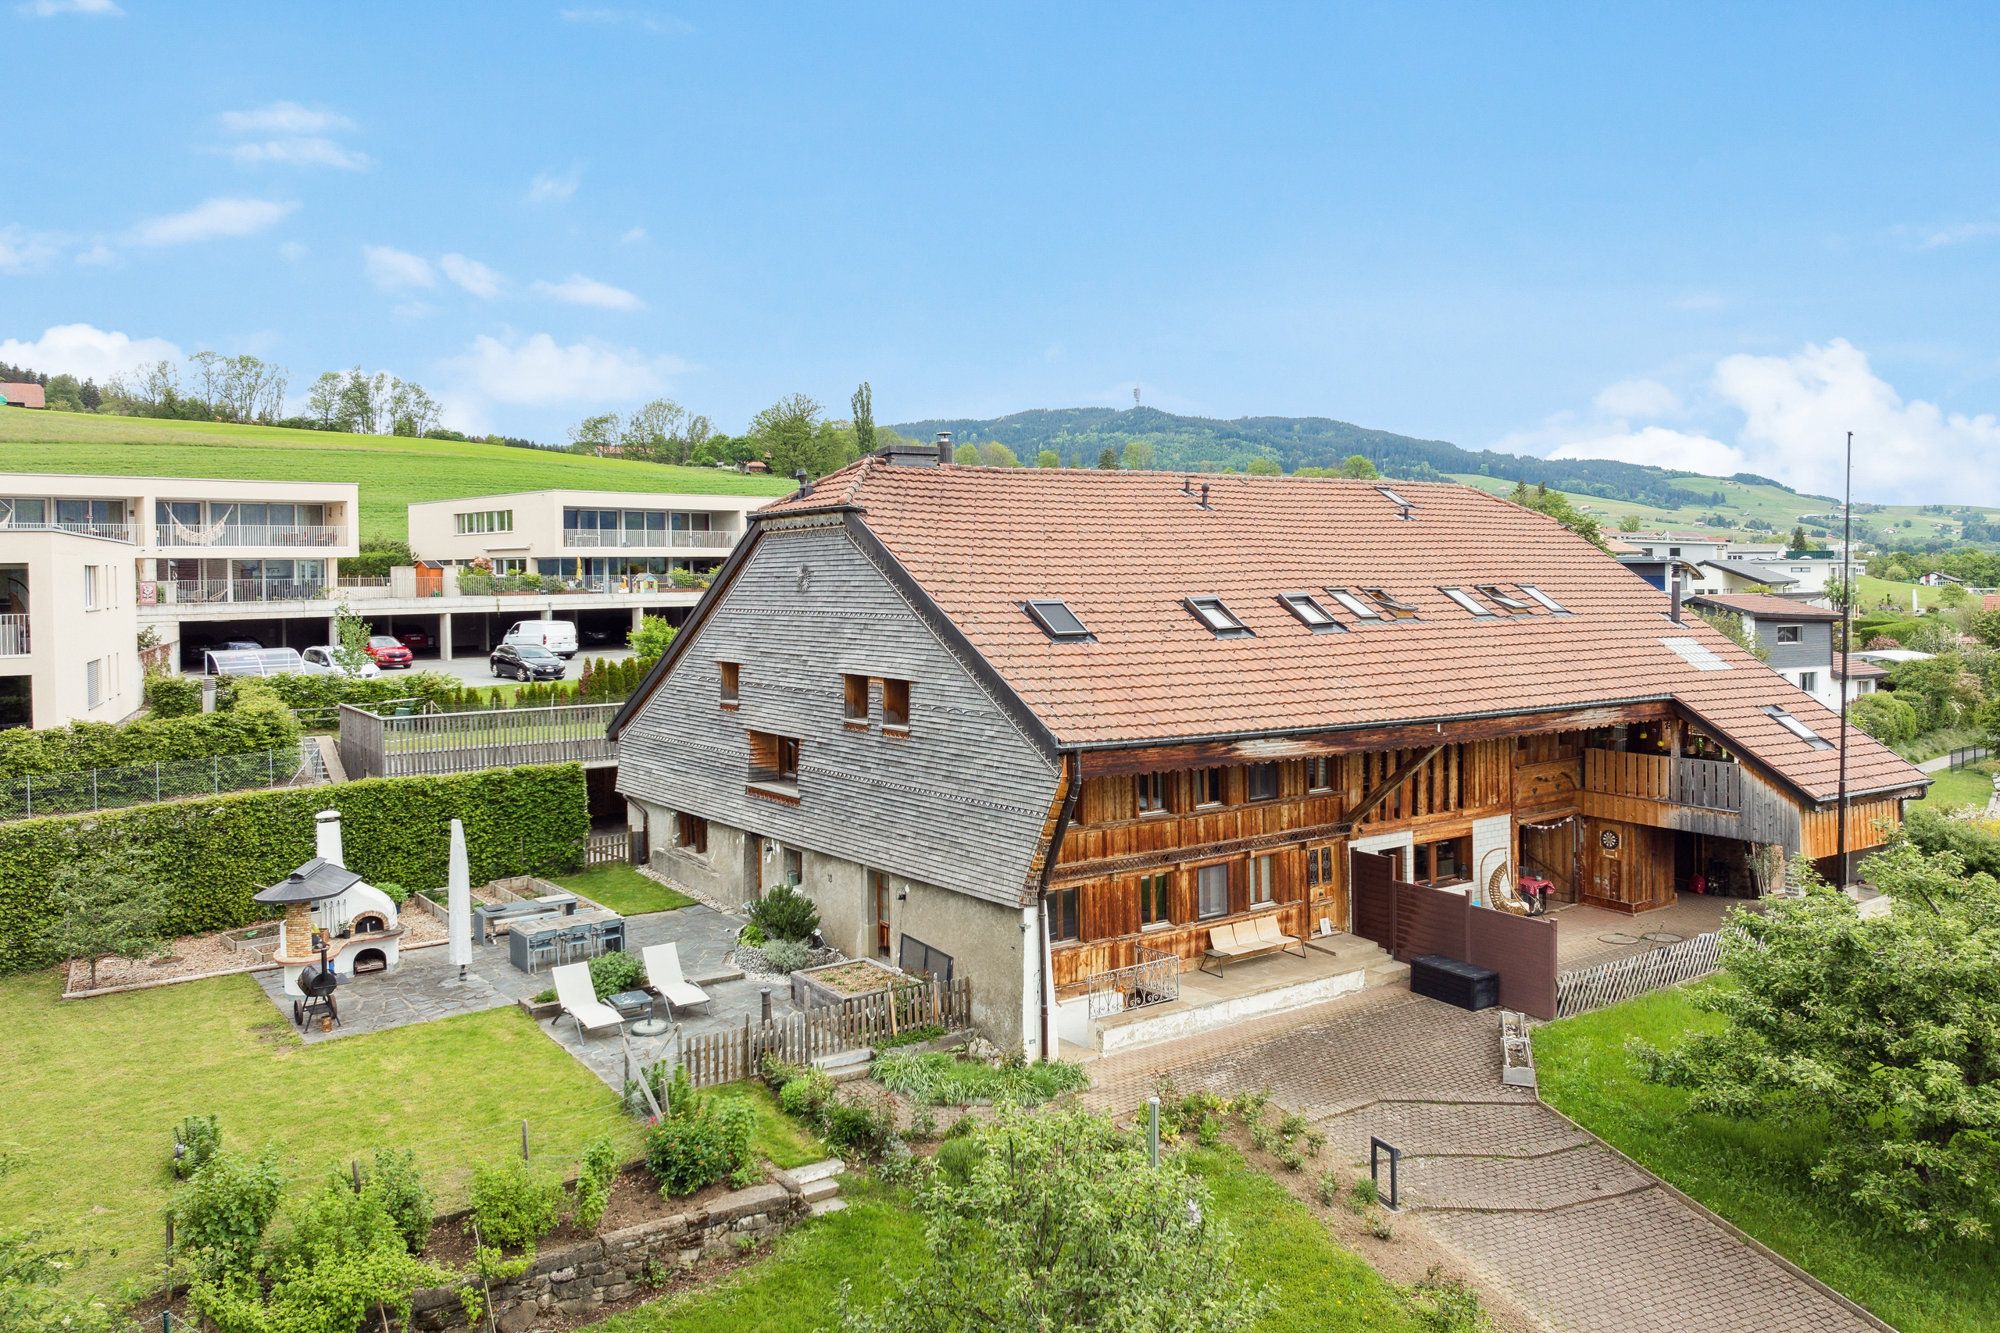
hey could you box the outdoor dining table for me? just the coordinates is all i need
[506,906,626,973]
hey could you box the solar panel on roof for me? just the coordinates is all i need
[1661,637,1730,671]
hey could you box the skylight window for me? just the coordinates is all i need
[1360,587,1420,620]
[1441,587,1494,617]
[1518,585,1568,614]
[1185,596,1252,637]
[1763,705,1834,750]
[1377,485,1413,512]
[1327,588,1384,620]
[1662,637,1730,671]
[1025,599,1090,640]
[1476,584,1534,613]
[1279,591,1345,632]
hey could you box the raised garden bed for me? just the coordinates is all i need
[791,957,903,1009]
[220,923,284,956]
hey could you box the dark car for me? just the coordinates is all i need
[397,627,435,653]
[490,642,566,682]
[363,634,414,669]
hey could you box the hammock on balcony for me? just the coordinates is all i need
[169,514,230,546]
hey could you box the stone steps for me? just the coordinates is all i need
[809,1196,848,1218]
[812,1047,875,1082]
[800,1176,841,1205]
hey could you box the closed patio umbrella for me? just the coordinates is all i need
[447,818,472,979]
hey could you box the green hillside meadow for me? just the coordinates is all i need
[0,410,793,543]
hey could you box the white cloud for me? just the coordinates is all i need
[218,102,354,135]
[530,273,643,310]
[526,167,582,205]
[1549,426,1745,476]
[225,137,371,170]
[0,323,181,382]
[559,7,692,35]
[1913,220,2000,250]
[440,253,505,298]
[619,226,647,244]
[130,197,297,247]
[0,225,63,273]
[362,244,436,291]
[16,0,122,16]
[444,332,684,406]
[277,240,308,263]
[73,242,117,267]
[1592,378,1680,418]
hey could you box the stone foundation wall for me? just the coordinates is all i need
[407,1179,807,1331]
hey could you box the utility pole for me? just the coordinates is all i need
[1836,430,1854,887]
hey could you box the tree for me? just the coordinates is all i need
[332,605,373,676]
[1338,453,1380,479]
[1096,447,1120,469]
[1849,690,1919,747]
[1617,514,1643,533]
[334,368,379,434]
[1695,609,1769,662]
[619,398,706,463]
[1035,449,1060,468]
[305,372,343,429]
[383,378,440,436]
[1121,440,1155,471]
[750,393,846,478]
[568,412,622,453]
[978,441,1020,468]
[1244,455,1281,476]
[43,842,168,987]
[840,1107,1267,1333]
[1639,849,2000,1243]
[628,614,676,664]
[851,382,875,456]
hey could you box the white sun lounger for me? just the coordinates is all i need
[641,942,712,1016]
[551,961,624,1039]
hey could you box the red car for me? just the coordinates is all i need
[397,627,435,653]
[363,635,414,669]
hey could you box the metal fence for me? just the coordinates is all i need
[1947,745,1994,771]
[0,743,326,820]
[677,976,974,1088]
[1555,930,1724,1017]
[1086,944,1180,1019]
[338,702,619,779]
[0,613,26,656]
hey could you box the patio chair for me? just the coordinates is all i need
[641,942,712,1016]
[551,962,624,1040]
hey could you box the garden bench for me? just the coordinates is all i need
[1199,914,1307,976]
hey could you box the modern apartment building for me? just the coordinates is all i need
[0,525,141,728]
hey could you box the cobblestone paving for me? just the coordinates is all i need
[1084,986,1875,1333]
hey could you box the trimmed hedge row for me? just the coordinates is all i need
[219,671,467,715]
[0,683,300,781]
[0,762,589,973]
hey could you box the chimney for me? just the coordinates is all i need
[315,809,344,868]
[1668,565,1683,623]
[881,434,943,467]
[1181,476,1192,494]
[793,468,811,498]
[1200,483,1211,508]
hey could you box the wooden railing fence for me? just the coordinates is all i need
[1555,930,1723,1017]
[1583,749,1742,812]
[338,702,619,778]
[676,976,973,1089]
[585,829,630,866]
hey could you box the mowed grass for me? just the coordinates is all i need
[589,1145,1426,1332]
[1856,573,1950,612]
[1912,760,1997,813]
[704,1082,828,1170]
[555,864,697,916]
[1535,983,2000,1333]
[0,968,640,1301]
[0,410,792,543]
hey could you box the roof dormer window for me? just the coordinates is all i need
[1025,599,1090,640]
[1185,595,1252,637]
[1278,591,1345,632]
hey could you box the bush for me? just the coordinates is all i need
[171,1113,221,1179]
[776,1068,837,1122]
[738,921,766,948]
[365,1148,433,1254]
[873,1050,1090,1106]
[573,1136,620,1232]
[0,680,299,786]
[374,881,411,906]
[1902,806,2000,876]
[760,938,811,973]
[933,1135,985,1184]
[588,949,644,999]
[0,763,590,974]
[0,1228,129,1333]
[642,1070,755,1197]
[467,1158,564,1250]
[172,1147,285,1276]
[821,1093,896,1158]
[1850,691,1921,748]
[146,674,202,719]
[746,883,819,943]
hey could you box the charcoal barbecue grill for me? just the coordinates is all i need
[292,953,340,1029]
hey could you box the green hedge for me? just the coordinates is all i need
[0,682,300,781]
[219,671,468,716]
[145,675,203,718]
[0,763,589,973]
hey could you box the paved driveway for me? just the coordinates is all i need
[1084,987,1878,1333]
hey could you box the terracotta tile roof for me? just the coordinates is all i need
[1686,592,1840,621]
[1833,660,1889,681]
[762,464,1925,802]
[0,382,45,409]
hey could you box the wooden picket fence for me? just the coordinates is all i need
[1555,930,1723,1018]
[677,975,973,1089]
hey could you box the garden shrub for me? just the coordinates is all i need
[588,949,644,1000]
[0,763,589,972]
[365,1148,433,1254]
[0,681,299,786]
[1399,1267,1492,1332]
[1902,806,2000,876]
[746,882,819,942]
[821,1093,896,1158]
[776,1067,836,1122]
[0,1228,129,1333]
[467,1158,564,1250]
[738,921,766,948]
[933,1136,984,1184]
[171,1147,285,1276]
[642,1070,755,1197]
[171,1113,221,1180]
[145,673,202,718]
[374,881,411,906]
[759,938,811,973]
[572,1135,620,1232]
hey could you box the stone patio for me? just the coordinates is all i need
[255,901,805,1093]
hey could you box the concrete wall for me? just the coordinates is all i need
[0,528,143,727]
[406,488,762,567]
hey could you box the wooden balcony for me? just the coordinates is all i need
[1583,749,1742,812]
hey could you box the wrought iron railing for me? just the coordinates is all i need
[1086,944,1181,1019]
[562,529,737,550]
[156,578,329,604]
[154,523,347,548]
[0,613,26,656]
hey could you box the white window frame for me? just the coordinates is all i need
[1327,588,1383,620]
[1186,595,1250,636]
[1441,587,1493,617]
[1279,591,1342,631]
[1518,584,1568,614]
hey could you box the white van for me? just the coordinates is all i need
[502,619,578,659]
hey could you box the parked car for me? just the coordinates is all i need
[362,635,414,669]
[299,645,381,678]
[502,619,578,659]
[579,623,619,646]
[396,627,435,653]
[490,642,567,682]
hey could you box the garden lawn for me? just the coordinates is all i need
[1535,983,2000,1333]
[589,1147,1426,1332]
[0,968,640,1302]
[556,864,696,916]
[0,410,790,544]
[1912,761,1997,813]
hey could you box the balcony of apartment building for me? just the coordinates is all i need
[152,500,347,552]
[148,557,331,606]
[0,563,28,661]
[559,506,739,552]
[0,496,137,544]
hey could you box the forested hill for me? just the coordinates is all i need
[890,405,1797,511]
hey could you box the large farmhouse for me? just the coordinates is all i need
[611,442,1927,1055]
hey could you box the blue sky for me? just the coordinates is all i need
[4,2,1998,501]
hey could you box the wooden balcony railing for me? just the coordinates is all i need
[1583,749,1742,812]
